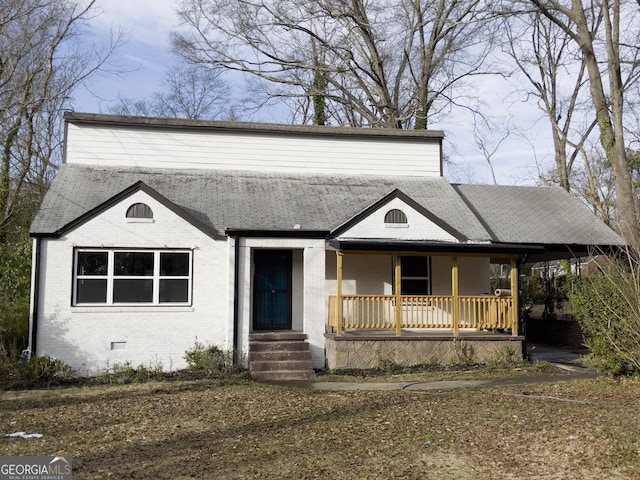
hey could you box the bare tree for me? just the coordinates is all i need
[504,0,640,250]
[0,0,121,356]
[572,144,616,224]
[501,12,598,191]
[172,0,495,128]
[110,63,232,119]
[472,115,513,185]
[0,0,120,232]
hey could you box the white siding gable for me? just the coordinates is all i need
[337,197,460,242]
[35,189,230,375]
[63,189,207,246]
[64,120,442,177]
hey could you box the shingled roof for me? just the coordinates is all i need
[31,164,487,238]
[31,164,624,256]
[453,184,623,247]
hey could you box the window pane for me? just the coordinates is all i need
[76,279,107,303]
[160,253,190,276]
[114,252,154,276]
[401,279,429,295]
[384,209,407,223]
[113,279,153,302]
[401,256,429,277]
[126,203,153,219]
[160,279,189,303]
[77,252,108,276]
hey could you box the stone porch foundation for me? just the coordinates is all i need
[325,330,524,370]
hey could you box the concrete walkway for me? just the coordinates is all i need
[303,372,598,391]
[525,342,591,370]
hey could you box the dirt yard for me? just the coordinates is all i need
[1,375,639,479]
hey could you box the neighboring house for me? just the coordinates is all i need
[531,256,609,278]
[28,113,624,379]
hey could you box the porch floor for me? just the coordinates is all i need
[327,329,523,341]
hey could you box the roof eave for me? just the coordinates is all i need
[34,181,224,240]
[225,228,330,238]
[328,239,625,260]
[328,239,545,255]
[65,112,445,141]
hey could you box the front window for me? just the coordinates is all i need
[74,249,192,305]
[400,256,431,295]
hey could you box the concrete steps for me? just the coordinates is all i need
[249,331,314,381]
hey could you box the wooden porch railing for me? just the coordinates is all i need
[328,295,514,333]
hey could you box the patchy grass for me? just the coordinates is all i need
[1,375,639,479]
[314,359,563,383]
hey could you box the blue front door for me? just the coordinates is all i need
[253,250,292,331]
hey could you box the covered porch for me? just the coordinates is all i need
[325,245,527,369]
[328,250,520,336]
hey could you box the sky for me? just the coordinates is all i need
[75,0,555,186]
[74,0,178,111]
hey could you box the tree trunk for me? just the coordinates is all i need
[574,0,639,250]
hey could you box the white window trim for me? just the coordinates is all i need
[384,223,409,228]
[126,218,155,224]
[73,248,193,306]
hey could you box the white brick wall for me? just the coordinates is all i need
[326,253,490,298]
[432,256,491,295]
[34,190,230,375]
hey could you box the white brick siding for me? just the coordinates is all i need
[431,256,491,295]
[326,253,490,298]
[34,190,230,375]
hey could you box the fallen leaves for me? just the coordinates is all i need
[0,377,638,479]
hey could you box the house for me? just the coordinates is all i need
[530,256,608,278]
[28,113,624,379]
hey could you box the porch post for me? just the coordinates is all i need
[510,257,519,336]
[336,251,343,336]
[394,255,402,336]
[452,256,459,335]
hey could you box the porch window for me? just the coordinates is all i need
[74,249,192,305]
[399,256,431,295]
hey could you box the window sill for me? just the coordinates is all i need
[71,306,195,313]
[126,218,155,223]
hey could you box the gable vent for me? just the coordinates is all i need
[384,209,407,224]
[126,202,153,219]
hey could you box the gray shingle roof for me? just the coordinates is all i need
[454,184,623,246]
[31,164,624,250]
[31,165,488,238]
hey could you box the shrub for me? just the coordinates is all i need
[95,360,165,385]
[184,341,242,378]
[20,355,77,388]
[570,259,640,375]
[0,344,20,389]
